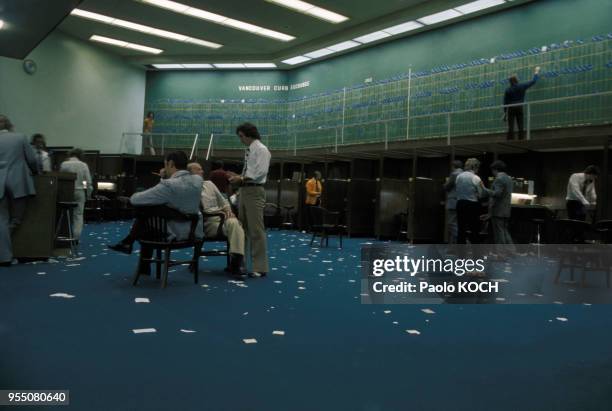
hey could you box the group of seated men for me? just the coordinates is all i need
[108,151,246,278]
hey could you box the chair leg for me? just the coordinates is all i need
[132,254,143,286]
[310,233,316,246]
[156,248,162,279]
[607,268,610,288]
[581,270,586,288]
[325,235,329,247]
[192,243,200,284]
[339,233,343,249]
[161,248,171,289]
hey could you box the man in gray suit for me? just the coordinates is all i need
[108,151,203,270]
[483,160,515,253]
[444,160,463,244]
[0,115,38,265]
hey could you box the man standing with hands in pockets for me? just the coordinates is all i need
[229,123,271,278]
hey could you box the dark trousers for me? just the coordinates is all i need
[457,200,482,244]
[507,106,525,140]
[566,200,586,221]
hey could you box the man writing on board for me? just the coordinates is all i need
[503,66,540,140]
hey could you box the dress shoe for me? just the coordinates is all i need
[248,272,267,278]
[108,242,133,255]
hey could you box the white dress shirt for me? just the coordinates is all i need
[60,157,92,195]
[566,172,596,205]
[201,180,229,214]
[242,139,271,184]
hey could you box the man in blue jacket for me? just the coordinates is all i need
[503,66,540,140]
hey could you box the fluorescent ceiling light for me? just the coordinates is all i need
[214,63,246,68]
[281,56,311,65]
[327,40,360,52]
[244,63,277,68]
[354,31,391,44]
[304,48,335,58]
[418,9,462,25]
[181,64,214,69]
[455,0,506,14]
[139,0,295,41]
[265,0,348,23]
[153,64,184,69]
[90,35,163,54]
[382,21,423,35]
[71,9,222,49]
[0,20,4,29]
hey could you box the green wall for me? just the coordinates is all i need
[0,32,146,153]
[287,0,612,95]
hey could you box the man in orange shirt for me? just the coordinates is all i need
[304,171,322,230]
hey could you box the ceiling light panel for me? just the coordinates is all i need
[304,48,335,58]
[214,63,246,68]
[353,31,391,44]
[281,56,311,65]
[90,35,163,54]
[71,9,222,49]
[265,0,348,23]
[138,0,295,41]
[418,9,463,25]
[382,21,423,35]
[327,40,360,52]
[455,0,506,14]
[244,63,277,68]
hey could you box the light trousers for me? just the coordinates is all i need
[72,189,86,240]
[204,216,245,255]
[239,186,268,273]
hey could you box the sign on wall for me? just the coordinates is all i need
[238,80,310,92]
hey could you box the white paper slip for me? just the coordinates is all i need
[180,329,196,333]
[135,298,150,303]
[49,293,75,299]
[298,286,306,290]
[37,272,46,275]
[132,328,157,334]
[421,308,435,314]
[272,330,285,336]
[406,329,421,335]
[383,310,392,314]
[297,280,305,283]
[556,317,568,322]
[201,284,209,288]
[243,338,257,344]
[273,280,283,284]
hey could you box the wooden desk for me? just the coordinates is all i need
[12,173,76,259]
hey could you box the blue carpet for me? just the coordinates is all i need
[1,222,612,411]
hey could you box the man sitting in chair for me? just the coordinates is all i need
[108,151,203,274]
[188,162,245,278]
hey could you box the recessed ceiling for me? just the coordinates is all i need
[0,0,83,59]
[49,0,534,68]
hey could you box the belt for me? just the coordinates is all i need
[243,182,263,187]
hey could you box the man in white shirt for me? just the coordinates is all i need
[59,148,92,241]
[188,162,245,277]
[229,123,271,278]
[566,165,599,221]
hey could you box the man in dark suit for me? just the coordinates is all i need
[503,66,540,140]
[483,160,515,253]
[0,115,38,266]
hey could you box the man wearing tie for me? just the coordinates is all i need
[229,123,271,278]
[566,165,599,221]
[0,115,38,266]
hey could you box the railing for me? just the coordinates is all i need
[121,91,612,157]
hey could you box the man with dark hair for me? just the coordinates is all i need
[229,122,270,278]
[108,151,203,261]
[483,160,514,251]
[31,134,52,172]
[503,66,540,140]
[0,115,38,266]
[209,159,229,196]
[444,160,463,244]
[60,148,92,241]
[566,165,599,221]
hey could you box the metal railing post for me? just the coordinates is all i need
[293,133,297,156]
[334,128,338,153]
[189,133,199,160]
[384,122,388,150]
[406,67,412,140]
[205,133,214,161]
[447,112,451,145]
[161,135,165,155]
[341,87,346,144]
[526,103,531,140]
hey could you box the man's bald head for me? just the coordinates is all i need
[0,115,13,131]
[187,162,204,177]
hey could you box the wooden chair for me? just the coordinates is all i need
[553,219,609,288]
[309,206,346,248]
[194,211,231,269]
[132,206,202,288]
